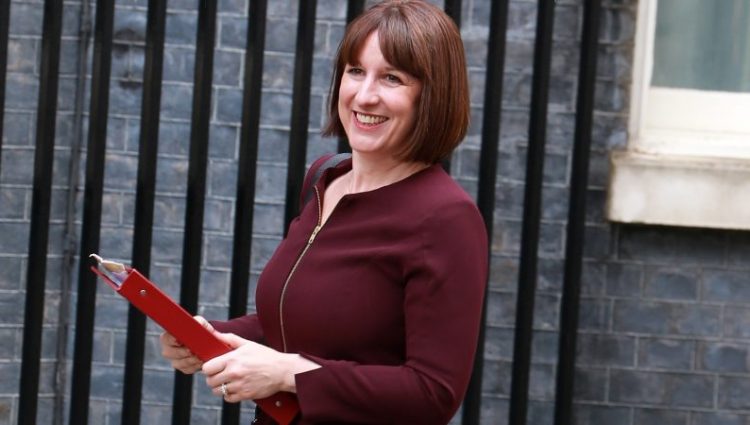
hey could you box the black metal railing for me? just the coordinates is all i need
[18,1,63,424]
[0,0,9,178]
[509,1,557,424]
[69,1,115,425]
[554,1,602,425]
[4,0,601,424]
[463,0,509,422]
[224,1,268,423]
[120,0,167,424]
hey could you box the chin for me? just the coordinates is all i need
[347,138,384,153]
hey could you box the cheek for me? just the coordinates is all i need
[337,83,354,113]
[337,97,349,126]
[336,89,349,125]
[338,76,353,97]
[392,88,420,120]
[402,100,419,126]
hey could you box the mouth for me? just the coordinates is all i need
[354,111,388,126]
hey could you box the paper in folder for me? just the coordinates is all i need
[89,254,300,425]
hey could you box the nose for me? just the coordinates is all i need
[353,76,379,105]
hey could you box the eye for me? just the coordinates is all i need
[384,73,404,85]
[345,66,364,76]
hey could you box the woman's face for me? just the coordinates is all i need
[338,31,422,160]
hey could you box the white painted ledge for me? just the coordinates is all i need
[606,150,750,230]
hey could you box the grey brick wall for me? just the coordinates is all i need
[2,0,750,424]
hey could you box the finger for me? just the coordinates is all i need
[223,391,240,404]
[193,315,216,333]
[162,344,194,360]
[205,363,237,389]
[160,331,181,347]
[173,353,201,366]
[175,364,201,375]
[202,355,226,377]
[204,366,228,388]
[213,331,249,349]
[212,382,241,403]
[211,382,225,397]
[173,357,202,374]
[173,353,202,366]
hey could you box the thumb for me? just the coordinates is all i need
[201,332,250,375]
[193,315,215,333]
[214,331,249,349]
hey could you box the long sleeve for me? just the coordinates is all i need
[210,314,265,343]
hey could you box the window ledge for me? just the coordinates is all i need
[607,150,750,230]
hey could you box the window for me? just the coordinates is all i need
[607,0,750,230]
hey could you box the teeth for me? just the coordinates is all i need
[356,112,387,125]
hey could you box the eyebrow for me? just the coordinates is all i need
[347,61,404,74]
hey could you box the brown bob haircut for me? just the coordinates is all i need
[322,0,470,164]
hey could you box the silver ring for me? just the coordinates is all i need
[220,382,228,397]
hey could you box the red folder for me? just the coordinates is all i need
[91,265,300,425]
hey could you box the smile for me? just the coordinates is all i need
[355,112,388,126]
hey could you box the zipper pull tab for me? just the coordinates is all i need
[308,225,322,244]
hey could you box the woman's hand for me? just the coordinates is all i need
[203,332,321,403]
[159,315,214,374]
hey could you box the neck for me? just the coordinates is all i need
[346,153,430,194]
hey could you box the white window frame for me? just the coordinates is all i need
[607,0,750,230]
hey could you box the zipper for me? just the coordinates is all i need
[279,186,324,352]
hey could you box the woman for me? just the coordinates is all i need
[160,1,487,423]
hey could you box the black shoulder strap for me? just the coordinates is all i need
[302,153,352,206]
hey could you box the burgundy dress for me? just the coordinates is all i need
[212,156,488,425]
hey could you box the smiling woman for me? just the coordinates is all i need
[335,32,423,166]
[323,0,470,165]
[159,2,487,424]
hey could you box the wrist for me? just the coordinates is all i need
[280,353,298,393]
[279,353,321,393]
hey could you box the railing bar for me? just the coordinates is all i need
[443,0,462,27]
[345,0,366,27]
[0,0,10,176]
[68,0,115,424]
[17,1,64,424]
[508,1,556,424]
[121,0,167,423]
[227,0,268,325]
[171,1,218,424]
[461,0,509,424]
[336,0,365,154]
[56,0,92,423]
[221,0,268,423]
[283,0,318,233]
[440,0,462,174]
[553,0,602,424]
